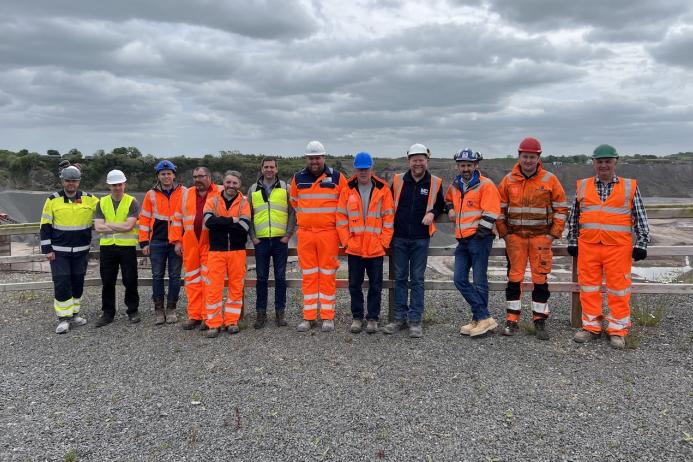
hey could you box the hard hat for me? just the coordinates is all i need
[407,143,430,158]
[592,144,619,159]
[60,166,81,180]
[155,159,176,173]
[106,169,127,185]
[353,151,373,169]
[518,137,542,154]
[304,140,326,156]
[453,148,482,162]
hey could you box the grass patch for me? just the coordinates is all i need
[632,305,666,327]
[422,308,438,326]
[625,328,644,350]
[519,320,536,335]
[64,450,77,462]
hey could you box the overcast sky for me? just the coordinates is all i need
[1,0,692,158]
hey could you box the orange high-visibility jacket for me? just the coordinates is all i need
[576,177,635,246]
[203,191,251,251]
[336,175,395,258]
[169,184,223,244]
[392,173,442,236]
[444,174,500,239]
[138,184,186,245]
[496,163,568,239]
[290,166,347,229]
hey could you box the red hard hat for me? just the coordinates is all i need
[518,137,542,154]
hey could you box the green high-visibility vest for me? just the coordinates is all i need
[251,181,289,238]
[99,194,139,246]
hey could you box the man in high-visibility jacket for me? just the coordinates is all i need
[445,149,501,337]
[248,157,296,329]
[568,144,650,350]
[203,170,251,337]
[496,137,568,340]
[40,166,99,334]
[336,152,394,334]
[170,166,222,331]
[290,140,347,333]
[383,143,445,338]
[93,169,140,327]
[139,159,186,325]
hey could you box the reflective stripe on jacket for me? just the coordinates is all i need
[169,184,222,244]
[138,184,185,245]
[99,194,138,246]
[496,162,569,239]
[250,179,289,238]
[39,190,98,254]
[392,172,442,236]
[290,166,346,229]
[203,191,251,251]
[336,175,395,257]
[444,174,500,239]
[577,176,635,246]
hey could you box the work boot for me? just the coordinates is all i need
[154,298,166,325]
[128,312,141,324]
[382,319,407,335]
[459,320,478,336]
[95,315,114,328]
[228,325,240,335]
[296,320,316,332]
[182,319,201,330]
[350,318,363,334]
[573,329,600,344]
[275,310,288,327]
[502,320,519,336]
[199,322,209,331]
[55,319,70,334]
[408,322,423,338]
[469,317,498,337]
[165,300,178,324]
[206,328,219,338]
[534,319,549,341]
[609,335,625,350]
[365,320,378,334]
[254,311,267,329]
[321,319,335,332]
[70,315,87,327]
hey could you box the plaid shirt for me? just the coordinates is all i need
[567,176,650,249]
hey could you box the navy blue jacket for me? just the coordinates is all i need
[392,171,445,239]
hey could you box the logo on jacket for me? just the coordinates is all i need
[420,188,429,196]
[467,200,474,207]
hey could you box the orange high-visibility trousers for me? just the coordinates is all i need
[205,250,246,329]
[578,241,632,336]
[505,234,553,321]
[182,241,208,321]
[297,227,339,321]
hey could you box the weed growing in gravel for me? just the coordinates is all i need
[631,300,666,327]
[625,328,643,349]
[503,409,514,426]
[423,308,438,326]
[64,450,77,462]
[519,320,536,335]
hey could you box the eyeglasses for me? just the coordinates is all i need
[192,175,209,179]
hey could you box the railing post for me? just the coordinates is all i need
[570,255,581,328]
[388,251,395,322]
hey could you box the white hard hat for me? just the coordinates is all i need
[407,143,430,158]
[304,140,326,156]
[106,169,127,185]
[60,166,81,180]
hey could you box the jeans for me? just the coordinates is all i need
[254,237,288,312]
[347,255,384,321]
[391,236,429,323]
[453,235,493,321]
[100,245,139,317]
[149,239,182,302]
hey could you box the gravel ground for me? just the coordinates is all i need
[0,269,691,462]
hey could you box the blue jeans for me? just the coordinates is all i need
[453,235,493,321]
[392,236,429,323]
[149,239,182,302]
[254,237,288,312]
[348,255,384,321]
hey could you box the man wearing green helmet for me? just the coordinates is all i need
[567,144,650,349]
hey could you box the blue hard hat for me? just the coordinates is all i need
[353,151,373,169]
[155,159,176,173]
[454,148,482,162]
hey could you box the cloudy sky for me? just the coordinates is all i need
[1,0,692,158]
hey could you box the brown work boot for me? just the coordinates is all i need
[182,319,201,330]
[206,328,219,338]
[459,320,478,336]
[350,318,363,334]
[275,310,288,327]
[154,298,166,325]
[253,311,267,329]
[365,320,378,334]
[469,317,498,337]
[609,335,625,350]
[573,329,600,343]
[165,299,178,324]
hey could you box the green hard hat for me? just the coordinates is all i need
[592,144,619,159]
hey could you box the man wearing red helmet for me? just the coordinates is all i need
[496,137,568,340]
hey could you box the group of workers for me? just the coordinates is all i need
[39,137,650,349]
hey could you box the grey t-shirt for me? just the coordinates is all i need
[358,182,373,218]
[94,197,140,220]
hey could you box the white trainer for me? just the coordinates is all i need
[55,320,70,334]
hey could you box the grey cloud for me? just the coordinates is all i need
[2,0,318,40]
[649,27,693,69]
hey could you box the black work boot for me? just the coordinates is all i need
[534,319,550,340]
[182,319,201,330]
[502,320,519,336]
[154,298,166,325]
[95,315,114,328]
[254,311,267,329]
[275,310,288,327]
